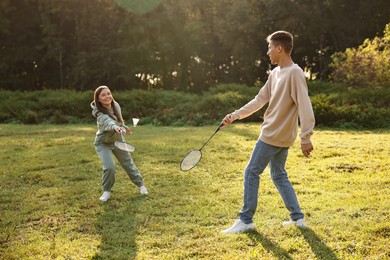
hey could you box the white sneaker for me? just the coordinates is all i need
[140,186,148,195]
[221,220,255,234]
[99,191,110,202]
[283,218,307,227]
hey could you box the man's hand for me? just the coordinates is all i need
[301,143,313,157]
[221,114,235,128]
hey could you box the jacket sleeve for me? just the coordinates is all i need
[91,101,119,132]
[97,113,118,132]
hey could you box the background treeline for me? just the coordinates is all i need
[1,0,389,92]
[1,82,389,128]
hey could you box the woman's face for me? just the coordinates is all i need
[98,88,113,108]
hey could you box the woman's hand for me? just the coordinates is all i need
[125,128,133,135]
[114,126,122,133]
[114,126,132,135]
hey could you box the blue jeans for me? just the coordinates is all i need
[239,140,304,224]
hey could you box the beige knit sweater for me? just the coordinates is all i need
[232,64,315,147]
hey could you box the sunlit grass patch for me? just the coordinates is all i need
[0,124,389,259]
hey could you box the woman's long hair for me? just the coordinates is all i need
[93,86,124,124]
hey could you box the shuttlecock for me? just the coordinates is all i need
[132,118,140,127]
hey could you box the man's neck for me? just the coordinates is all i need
[278,57,294,68]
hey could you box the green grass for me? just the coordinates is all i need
[0,124,389,259]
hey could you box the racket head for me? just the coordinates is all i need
[180,150,202,171]
[115,141,135,152]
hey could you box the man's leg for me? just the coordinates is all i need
[270,148,304,221]
[222,141,280,234]
[239,140,280,224]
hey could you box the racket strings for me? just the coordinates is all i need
[115,141,135,152]
[180,150,202,171]
[114,130,135,152]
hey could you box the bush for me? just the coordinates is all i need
[330,23,390,88]
[0,82,389,128]
[309,82,390,128]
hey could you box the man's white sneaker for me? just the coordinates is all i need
[283,218,307,227]
[140,186,148,195]
[221,220,255,234]
[99,191,110,202]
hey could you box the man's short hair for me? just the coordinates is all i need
[267,31,293,54]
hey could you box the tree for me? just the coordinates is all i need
[0,0,43,90]
[330,23,390,88]
[0,0,389,91]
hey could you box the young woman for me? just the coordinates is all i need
[91,85,148,202]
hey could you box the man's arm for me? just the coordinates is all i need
[291,69,315,156]
[222,82,270,127]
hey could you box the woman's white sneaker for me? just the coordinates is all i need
[221,220,255,234]
[283,218,307,227]
[140,186,149,195]
[99,191,110,202]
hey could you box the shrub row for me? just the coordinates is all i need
[0,82,389,128]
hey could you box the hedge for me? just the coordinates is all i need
[0,82,389,129]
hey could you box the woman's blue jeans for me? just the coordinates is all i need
[239,140,304,224]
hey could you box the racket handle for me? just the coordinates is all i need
[218,121,224,130]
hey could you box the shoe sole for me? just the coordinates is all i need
[221,227,255,234]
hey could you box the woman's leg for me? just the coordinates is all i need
[113,148,144,187]
[95,145,116,192]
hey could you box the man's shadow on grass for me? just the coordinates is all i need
[93,195,146,260]
[299,227,339,260]
[246,231,293,259]
[247,227,338,260]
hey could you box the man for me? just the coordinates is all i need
[221,31,315,234]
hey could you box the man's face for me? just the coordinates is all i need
[267,42,281,65]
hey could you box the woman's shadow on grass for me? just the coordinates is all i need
[92,195,147,260]
[247,227,338,260]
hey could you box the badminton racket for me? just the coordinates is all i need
[114,129,135,152]
[180,122,223,171]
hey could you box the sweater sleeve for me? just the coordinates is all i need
[290,69,315,144]
[231,80,270,120]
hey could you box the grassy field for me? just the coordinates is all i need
[0,124,389,259]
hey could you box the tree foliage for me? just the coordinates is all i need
[0,0,389,91]
[330,23,390,88]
